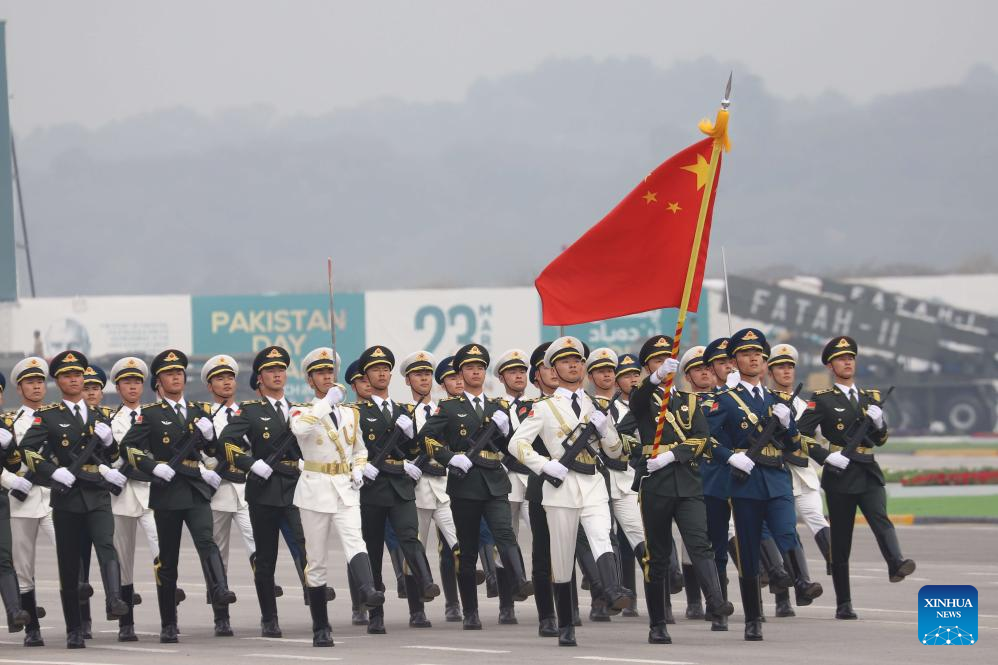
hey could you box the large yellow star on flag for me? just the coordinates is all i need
[681,154,712,191]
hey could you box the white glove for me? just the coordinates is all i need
[647,450,676,472]
[362,464,380,481]
[323,385,345,407]
[541,459,569,481]
[94,421,113,446]
[152,464,176,482]
[491,410,510,436]
[652,357,680,384]
[727,451,755,474]
[726,370,741,388]
[448,453,473,473]
[0,429,12,449]
[825,451,850,469]
[52,467,76,487]
[589,410,609,436]
[196,417,216,440]
[351,467,364,489]
[772,403,791,429]
[9,475,33,495]
[99,465,127,488]
[403,460,423,481]
[866,404,884,429]
[395,414,414,439]
[200,468,222,489]
[250,459,273,479]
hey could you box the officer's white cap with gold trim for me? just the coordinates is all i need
[493,349,529,377]
[585,347,618,373]
[300,348,340,376]
[399,350,435,376]
[679,346,707,373]
[544,336,585,368]
[12,356,49,384]
[201,355,239,384]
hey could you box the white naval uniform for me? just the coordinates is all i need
[0,407,56,592]
[790,395,829,535]
[504,394,532,536]
[604,395,643,550]
[290,397,368,587]
[512,387,622,582]
[111,404,160,585]
[202,403,255,567]
[413,401,458,550]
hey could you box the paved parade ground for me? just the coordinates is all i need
[3,523,992,665]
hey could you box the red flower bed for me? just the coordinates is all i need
[900,470,998,486]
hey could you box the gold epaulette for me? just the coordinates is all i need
[36,403,60,412]
[775,390,792,400]
[440,396,460,402]
[140,401,162,410]
[239,399,265,406]
[862,388,882,400]
[532,395,552,402]
[489,397,509,409]
[813,388,833,396]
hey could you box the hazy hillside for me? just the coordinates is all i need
[15,57,998,296]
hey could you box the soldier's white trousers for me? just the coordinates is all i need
[611,494,644,550]
[11,514,55,592]
[417,504,458,550]
[212,506,256,568]
[299,505,366,587]
[795,485,829,535]
[113,509,159,586]
[547,503,614,583]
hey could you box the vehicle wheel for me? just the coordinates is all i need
[941,394,990,434]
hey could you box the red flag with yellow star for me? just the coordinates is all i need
[535,137,722,325]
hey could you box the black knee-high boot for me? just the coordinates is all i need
[554,582,577,647]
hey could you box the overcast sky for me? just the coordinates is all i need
[1,0,997,134]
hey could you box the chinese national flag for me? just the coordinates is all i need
[535,137,722,325]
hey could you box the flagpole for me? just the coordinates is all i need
[722,246,733,336]
[651,74,731,455]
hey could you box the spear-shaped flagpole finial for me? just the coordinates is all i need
[721,71,733,110]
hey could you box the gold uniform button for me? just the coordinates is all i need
[263,431,271,439]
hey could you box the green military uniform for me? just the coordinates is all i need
[217,345,310,638]
[422,343,533,630]
[119,349,235,643]
[1,394,32,634]
[17,351,128,648]
[617,335,734,644]
[797,335,916,620]
[353,345,439,635]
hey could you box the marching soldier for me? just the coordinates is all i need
[120,349,235,643]
[107,356,175,642]
[290,347,385,646]
[675,346,711,621]
[706,329,822,641]
[18,351,130,648]
[586,348,644,619]
[404,351,462,625]
[511,336,633,647]
[620,337,734,644]
[523,342,559,637]
[354,345,440,635]
[611,352,642,618]
[1,371,33,638]
[197,355,257,637]
[217,346,309,638]
[766,344,832,613]
[344,359,374,626]
[422,343,534,631]
[798,336,916,620]
[493,348,533,625]
[0,357,54,647]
